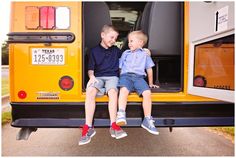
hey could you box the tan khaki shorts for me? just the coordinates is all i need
[86,76,119,96]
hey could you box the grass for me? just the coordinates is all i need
[2,77,9,96]
[209,127,234,143]
[2,111,12,125]
[210,127,234,136]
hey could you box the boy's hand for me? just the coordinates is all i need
[149,84,160,88]
[143,48,151,56]
[88,76,99,86]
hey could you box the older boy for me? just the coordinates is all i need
[116,30,159,135]
[79,25,127,145]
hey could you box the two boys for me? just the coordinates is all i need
[79,25,158,145]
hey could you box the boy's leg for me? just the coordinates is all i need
[133,77,152,117]
[142,90,152,117]
[85,87,98,126]
[105,76,127,139]
[79,86,98,145]
[116,87,129,126]
[141,90,159,135]
[134,78,159,135]
[84,77,104,126]
[104,76,119,123]
[116,74,132,126]
[118,87,129,111]
[107,88,118,123]
[79,77,105,145]
[108,88,127,139]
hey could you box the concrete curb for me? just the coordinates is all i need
[1,65,9,69]
[2,94,9,99]
[2,95,10,111]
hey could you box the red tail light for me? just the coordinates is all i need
[18,90,27,99]
[40,6,55,29]
[59,76,74,91]
[25,6,70,30]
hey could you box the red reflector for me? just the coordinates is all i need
[18,91,27,99]
[40,6,55,29]
[193,75,207,87]
[59,76,74,91]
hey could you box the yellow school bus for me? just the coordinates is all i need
[8,1,234,140]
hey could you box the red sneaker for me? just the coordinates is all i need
[79,124,96,145]
[110,122,127,139]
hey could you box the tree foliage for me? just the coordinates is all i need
[1,41,9,65]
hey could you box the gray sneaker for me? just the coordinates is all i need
[79,125,96,145]
[110,127,127,139]
[141,116,159,135]
[116,110,127,126]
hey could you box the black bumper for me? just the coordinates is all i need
[11,102,234,128]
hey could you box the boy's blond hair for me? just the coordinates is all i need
[128,30,148,46]
[101,24,118,34]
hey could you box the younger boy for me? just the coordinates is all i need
[116,30,159,135]
[79,25,127,145]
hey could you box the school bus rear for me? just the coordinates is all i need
[8,2,234,138]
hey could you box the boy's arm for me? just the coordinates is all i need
[146,68,159,88]
[87,70,98,86]
[88,70,95,78]
[143,48,151,56]
[87,49,98,85]
[119,51,127,69]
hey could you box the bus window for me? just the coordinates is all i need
[107,2,145,49]
[194,34,234,90]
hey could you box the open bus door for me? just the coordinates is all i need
[187,2,234,103]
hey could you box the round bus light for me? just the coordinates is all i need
[59,76,74,91]
[18,90,27,99]
[193,75,207,87]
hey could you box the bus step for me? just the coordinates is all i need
[16,127,37,140]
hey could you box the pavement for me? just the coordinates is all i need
[2,65,10,112]
[2,126,234,156]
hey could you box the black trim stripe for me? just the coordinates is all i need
[7,32,75,43]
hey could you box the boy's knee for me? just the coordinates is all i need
[86,87,97,97]
[142,90,151,97]
[120,87,129,93]
[108,88,118,96]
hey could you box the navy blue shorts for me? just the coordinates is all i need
[118,73,150,96]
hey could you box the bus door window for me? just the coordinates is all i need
[193,34,234,91]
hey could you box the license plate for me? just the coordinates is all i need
[32,48,65,65]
